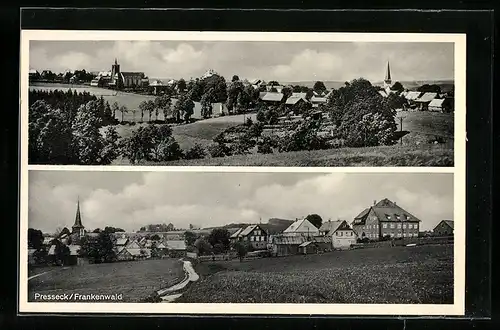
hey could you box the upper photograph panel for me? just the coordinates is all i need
[25,33,459,167]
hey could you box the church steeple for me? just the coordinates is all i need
[384,61,392,86]
[114,58,118,65]
[72,197,85,237]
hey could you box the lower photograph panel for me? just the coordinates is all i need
[22,170,456,312]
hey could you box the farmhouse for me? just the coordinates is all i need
[282,218,320,238]
[319,220,357,250]
[230,224,268,250]
[428,98,453,113]
[414,92,438,111]
[433,220,454,236]
[285,96,309,112]
[351,198,421,240]
[310,96,327,108]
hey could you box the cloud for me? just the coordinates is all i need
[28,172,453,234]
[29,40,454,82]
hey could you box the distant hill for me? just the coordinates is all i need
[282,80,454,93]
[202,218,294,236]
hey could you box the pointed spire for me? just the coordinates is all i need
[385,60,391,81]
[73,197,83,230]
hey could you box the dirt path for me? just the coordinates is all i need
[158,260,199,302]
[28,267,67,281]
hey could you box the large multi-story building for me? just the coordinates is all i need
[351,198,421,240]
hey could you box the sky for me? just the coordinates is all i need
[29,40,454,82]
[28,171,454,233]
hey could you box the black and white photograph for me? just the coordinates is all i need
[24,32,460,167]
[24,171,456,311]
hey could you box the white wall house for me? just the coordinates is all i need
[319,220,357,250]
[282,218,320,238]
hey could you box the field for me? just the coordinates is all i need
[29,83,207,120]
[145,144,453,167]
[178,244,453,304]
[397,111,454,146]
[28,258,184,302]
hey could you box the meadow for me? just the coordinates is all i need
[28,258,184,303]
[178,244,454,304]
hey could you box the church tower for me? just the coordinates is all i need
[72,197,85,238]
[111,58,122,88]
[384,60,392,89]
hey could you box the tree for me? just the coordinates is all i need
[100,126,120,165]
[53,241,71,266]
[28,228,44,250]
[257,137,274,154]
[103,226,125,233]
[233,241,249,262]
[177,78,187,94]
[154,94,172,121]
[391,81,405,93]
[386,93,406,111]
[174,94,195,123]
[204,75,228,103]
[184,231,198,247]
[138,100,153,122]
[281,86,293,102]
[345,112,397,147]
[207,228,230,252]
[200,93,214,119]
[80,231,116,263]
[71,101,106,165]
[194,237,212,256]
[305,214,323,229]
[313,81,327,94]
[208,142,232,158]
[29,100,75,164]
[111,102,120,121]
[157,136,183,161]
[417,84,441,94]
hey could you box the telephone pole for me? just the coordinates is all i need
[399,116,403,145]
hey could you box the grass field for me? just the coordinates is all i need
[145,144,453,167]
[397,111,454,147]
[28,258,184,302]
[178,245,453,304]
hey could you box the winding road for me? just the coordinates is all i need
[158,260,199,302]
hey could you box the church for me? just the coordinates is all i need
[91,59,148,89]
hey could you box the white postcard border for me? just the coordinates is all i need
[19,30,466,315]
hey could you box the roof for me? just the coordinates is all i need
[48,245,56,255]
[259,92,268,99]
[126,248,145,257]
[73,199,83,229]
[378,90,388,97]
[157,242,167,249]
[115,246,125,254]
[353,198,422,225]
[415,92,437,103]
[230,228,244,238]
[165,240,186,250]
[299,241,313,247]
[429,98,445,107]
[29,69,38,74]
[311,96,327,103]
[115,238,128,246]
[436,220,454,230]
[405,91,421,100]
[273,235,306,245]
[285,96,307,105]
[319,220,344,234]
[292,92,307,98]
[121,72,145,77]
[240,225,258,237]
[262,92,283,102]
[283,219,319,234]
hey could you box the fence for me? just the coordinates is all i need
[351,235,454,249]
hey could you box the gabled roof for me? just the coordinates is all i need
[292,92,307,98]
[157,242,167,249]
[311,96,327,103]
[429,98,445,107]
[405,91,421,100]
[319,220,352,234]
[283,219,319,234]
[115,238,128,246]
[262,92,283,102]
[285,96,307,105]
[299,241,312,247]
[415,92,437,103]
[230,227,244,238]
[372,198,422,222]
[436,220,454,230]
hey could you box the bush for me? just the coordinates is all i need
[245,117,254,127]
[257,137,274,154]
[208,143,232,158]
[247,122,264,138]
[157,137,183,161]
[184,144,207,160]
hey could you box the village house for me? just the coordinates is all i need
[404,91,423,110]
[319,220,358,250]
[285,96,309,113]
[428,98,453,113]
[433,220,454,236]
[298,236,331,255]
[351,198,421,240]
[282,218,320,238]
[414,92,438,111]
[230,224,268,250]
[310,96,327,108]
[260,92,284,105]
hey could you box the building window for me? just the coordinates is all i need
[397,233,401,237]
[396,215,401,220]
[403,233,407,237]
[383,223,387,229]
[408,224,413,229]
[340,232,343,236]
[402,224,407,229]
[336,232,339,236]
[390,223,395,229]
[250,236,254,242]
[385,214,391,220]
[415,224,419,230]
[397,224,401,229]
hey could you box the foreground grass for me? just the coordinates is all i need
[28,258,184,302]
[178,245,453,304]
[145,144,453,167]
